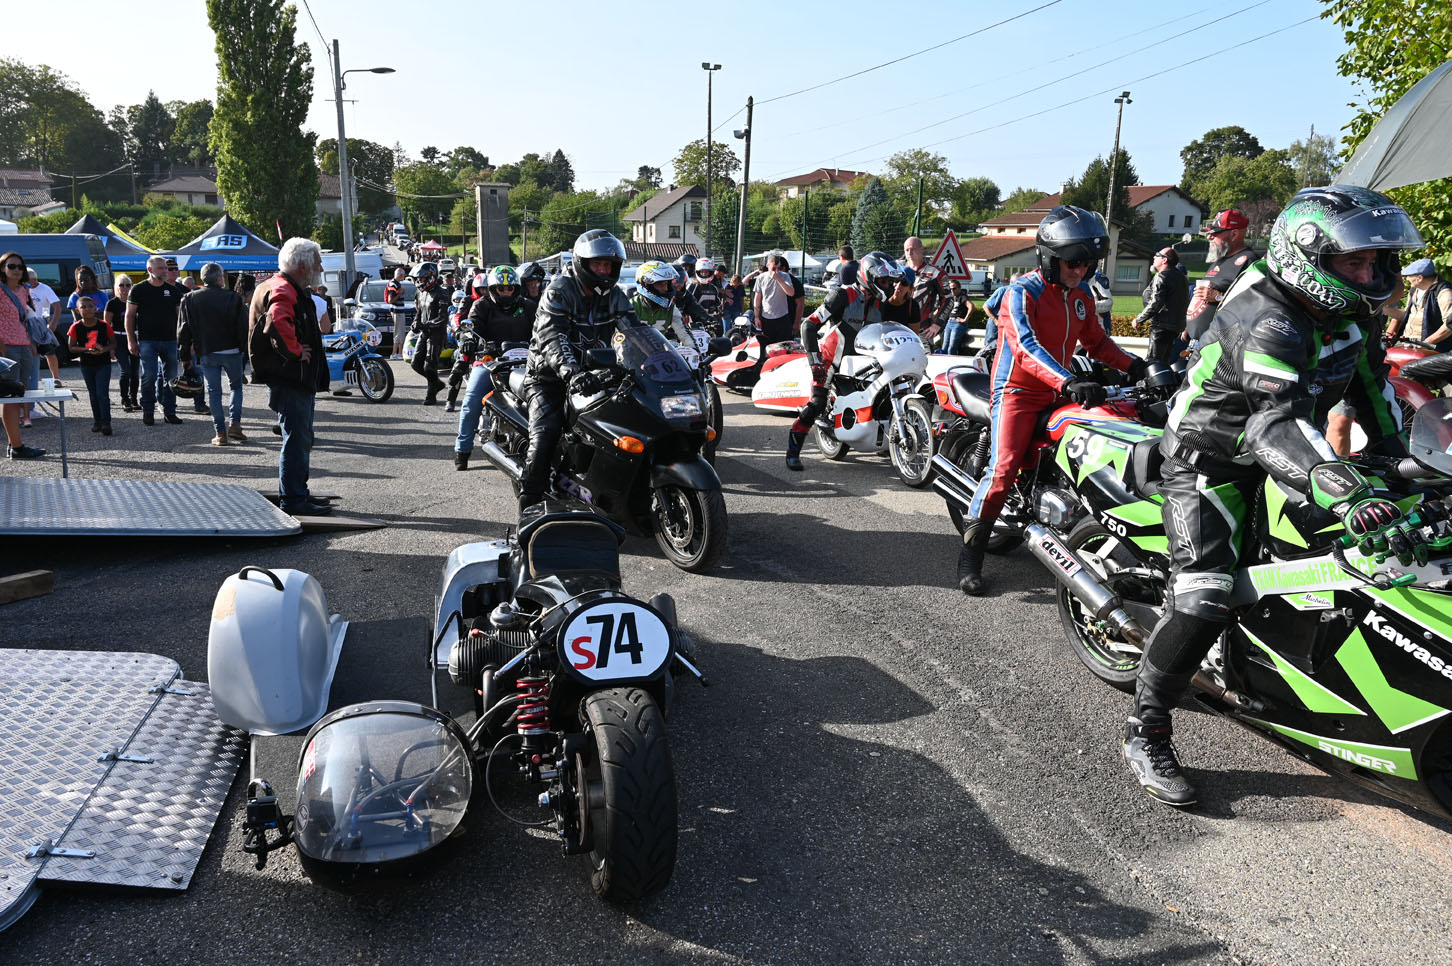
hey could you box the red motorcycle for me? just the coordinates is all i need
[1384,337,1441,423]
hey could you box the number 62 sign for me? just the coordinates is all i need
[559,599,672,682]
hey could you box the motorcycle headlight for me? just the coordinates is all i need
[661,393,702,419]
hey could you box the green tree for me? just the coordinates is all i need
[315,137,395,216]
[1195,149,1299,220]
[312,214,343,251]
[850,177,897,253]
[950,176,1002,226]
[883,148,958,216]
[1180,125,1264,193]
[0,59,123,179]
[419,145,441,166]
[533,190,623,256]
[1289,132,1339,189]
[509,177,554,233]
[637,165,662,189]
[170,100,214,166]
[127,92,175,167]
[206,0,320,239]
[670,138,741,189]
[131,212,215,251]
[546,149,575,193]
[1061,149,1157,239]
[444,145,489,176]
[393,161,459,227]
[999,187,1046,215]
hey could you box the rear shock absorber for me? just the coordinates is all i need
[515,674,552,756]
[969,428,990,475]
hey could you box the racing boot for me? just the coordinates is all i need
[454,451,469,471]
[1122,657,1197,807]
[785,425,807,471]
[957,521,989,595]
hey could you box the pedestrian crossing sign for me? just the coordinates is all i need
[930,230,970,281]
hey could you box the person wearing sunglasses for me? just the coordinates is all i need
[1185,208,1257,342]
[0,252,45,459]
[955,206,1146,596]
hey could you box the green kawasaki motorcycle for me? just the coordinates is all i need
[1025,395,1452,820]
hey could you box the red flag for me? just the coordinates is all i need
[276,220,284,244]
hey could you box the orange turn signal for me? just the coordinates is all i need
[615,436,646,453]
[705,428,718,442]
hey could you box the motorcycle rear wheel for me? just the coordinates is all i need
[581,687,677,902]
[356,357,394,403]
[1056,518,1163,692]
[651,484,728,573]
[815,425,848,460]
[889,396,935,488]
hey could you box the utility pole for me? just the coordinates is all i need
[521,208,528,261]
[801,187,809,282]
[733,96,753,276]
[702,63,722,260]
[912,177,924,237]
[1300,123,1316,187]
[332,41,395,291]
[1104,91,1132,283]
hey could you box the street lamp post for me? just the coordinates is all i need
[702,63,721,261]
[332,40,394,295]
[732,96,753,276]
[1103,90,1131,282]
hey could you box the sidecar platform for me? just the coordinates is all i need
[0,650,246,931]
[0,478,301,537]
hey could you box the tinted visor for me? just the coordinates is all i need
[1319,205,1424,254]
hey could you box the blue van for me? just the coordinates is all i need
[4,233,114,301]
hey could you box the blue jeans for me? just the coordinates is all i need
[79,363,112,424]
[939,319,968,355]
[114,338,138,403]
[454,366,494,455]
[138,339,178,417]
[268,384,316,510]
[199,352,245,433]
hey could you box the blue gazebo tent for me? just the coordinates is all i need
[64,213,155,272]
[170,214,279,271]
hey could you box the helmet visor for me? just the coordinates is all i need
[1315,205,1424,254]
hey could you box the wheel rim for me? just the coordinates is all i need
[815,426,843,457]
[359,359,385,396]
[1059,530,1158,673]
[891,405,931,481]
[653,486,704,557]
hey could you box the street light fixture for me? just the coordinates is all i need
[1104,90,1131,282]
[702,63,722,261]
[732,96,753,275]
[333,41,395,294]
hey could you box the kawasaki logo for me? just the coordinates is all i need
[1362,611,1452,681]
[1316,740,1399,775]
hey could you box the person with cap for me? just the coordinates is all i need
[1385,257,1452,392]
[1130,247,1190,364]
[1185,209,1259,342]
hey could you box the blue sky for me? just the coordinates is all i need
[2,0,1365,195]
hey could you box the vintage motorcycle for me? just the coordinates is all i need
[480,326,729,574]
[751,320,937,485]
[324,319,394,402]
[710,317,807,393]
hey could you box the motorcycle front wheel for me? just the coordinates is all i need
[703,382,723,465]
[1055,518,1164,692]
[580,687,677,902]
[651,484,727,573]
[356,357,395,402]
[889,396,935,488]
[815,425,848,460]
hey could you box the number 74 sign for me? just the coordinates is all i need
[561,600,672,681]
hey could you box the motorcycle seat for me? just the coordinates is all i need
[950,371,992,424]
[517,505,624,582]
[507,367,528,399]
[1128,437,1164,498]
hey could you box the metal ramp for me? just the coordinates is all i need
[0,478,300,537]
[0,651,246,931]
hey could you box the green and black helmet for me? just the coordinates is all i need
[1265,185,1423,320]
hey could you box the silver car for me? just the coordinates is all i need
[347,279,416,351]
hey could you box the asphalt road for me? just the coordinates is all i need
[3,365,1451,966]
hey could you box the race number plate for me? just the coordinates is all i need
[503,347,529,361]
[691,330,711,353]
[641,350,691,383]
[560,600,671,681]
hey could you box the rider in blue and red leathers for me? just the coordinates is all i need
[958,206,1146,594]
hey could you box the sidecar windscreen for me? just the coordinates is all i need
[1408,399,1452,477]
[294,702,472,887]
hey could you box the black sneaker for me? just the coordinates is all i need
[163,413,183,425]
[7,444,45,460]
[142,412,155,426]
[1122,717,1197,807]
[101,424,113,436]
[785,454,803,471]
[91,421,102,433]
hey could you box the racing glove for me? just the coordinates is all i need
[1126,357,1149,382]
[1310,461,1421,562]
[1062,377,1107,409]
[569,370,607,396]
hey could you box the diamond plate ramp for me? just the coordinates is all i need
[41,682,246,891]
[0,478,301,536]
[0,651,178,930]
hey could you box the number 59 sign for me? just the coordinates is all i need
[560,600,672,681]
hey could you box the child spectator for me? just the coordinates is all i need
[67,296,115,435]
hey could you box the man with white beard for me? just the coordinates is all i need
[1185,208,1259,342]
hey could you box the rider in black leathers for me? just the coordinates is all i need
[518,230,641,511]
[411,265,450,405]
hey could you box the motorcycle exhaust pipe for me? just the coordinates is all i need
[1024,523,1148,646]
[479,441,523,482]
[930,454,978,511]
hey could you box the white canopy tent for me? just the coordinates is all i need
[740,250,825,273]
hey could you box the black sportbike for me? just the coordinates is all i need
[481,327,729,574]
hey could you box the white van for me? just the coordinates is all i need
[321,251,386,297]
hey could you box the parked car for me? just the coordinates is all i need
[437,257,457,274]
[347,278,416,352]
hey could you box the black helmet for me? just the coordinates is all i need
[0,357,24,397]
[1265,185,1423,321]
[858,251,905,301]
[517,261,546,284]
[1035,206,1109,285]
[571,230,627,296]
[171,368,204,400]
[674,253,698,272]
[415,264,438,286]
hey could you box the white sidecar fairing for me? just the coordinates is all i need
[433,539,513,666]
[208,567,348,735]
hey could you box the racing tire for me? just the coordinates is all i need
[581,687,677,902]
[814,425,848,460]
[889,396,935,488]
[356,357,395,403]
[1055,518,1164,692]
[703,383,723,465]
[650,484,727,573]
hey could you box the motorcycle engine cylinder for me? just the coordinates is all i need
[1034,487,1083,529]
[449,628,534,687]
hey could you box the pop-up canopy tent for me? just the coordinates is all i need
[741,250,824,273]
[170,214,279,271]
[1338,59,1452,192]
[419,240,445,252]
[65,213,155,271]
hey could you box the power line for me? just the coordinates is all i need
[299,0,332,72]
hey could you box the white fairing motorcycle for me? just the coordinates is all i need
[753,320,935,484]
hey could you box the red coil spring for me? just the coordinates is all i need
[515,675,551,735]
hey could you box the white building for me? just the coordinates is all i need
[622,185,709,252]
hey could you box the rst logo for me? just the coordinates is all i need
[1362,611,1452,681]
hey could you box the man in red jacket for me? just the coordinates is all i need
[249,238,331,516]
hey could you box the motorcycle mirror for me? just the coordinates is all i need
[586,347,616,369]
[707,337,733,358]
